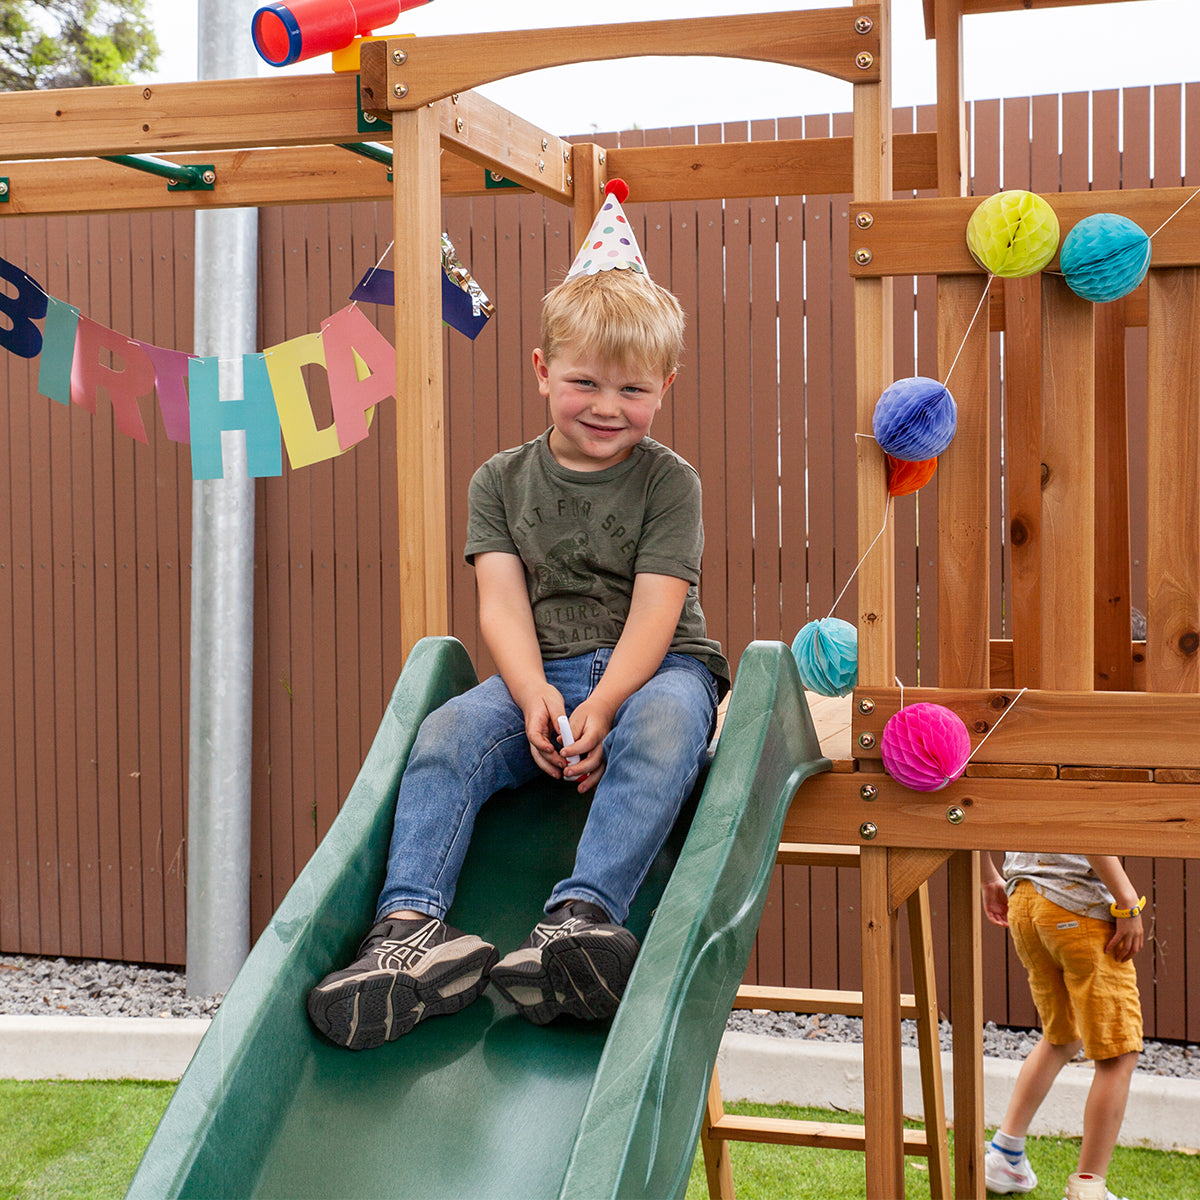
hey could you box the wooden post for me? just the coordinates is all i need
[933,4,987,1196]
[948,848,984,1200]
[392,104,449,660]
[860,844,904,1198]
[852,3,900,1193]
[907,886,952,1200]
[572,143,607,255]
[700,1070,736,1200]
[852,0,894,689]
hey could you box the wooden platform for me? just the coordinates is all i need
[805,692,855,767]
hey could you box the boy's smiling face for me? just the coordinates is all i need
[534,341,675,472]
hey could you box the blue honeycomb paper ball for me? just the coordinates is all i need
[872,376,958,462]
[791,618,858,698]
[1060,213,1151,303]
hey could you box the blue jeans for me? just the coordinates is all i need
[375,650,719,925]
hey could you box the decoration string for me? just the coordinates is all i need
[825,495,891,621]
[943,273,994,392]
[960,686,1028,770]
[349,240,396,311]
[1148,186,1200,239]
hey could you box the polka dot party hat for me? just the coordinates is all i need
[565,178,648,281]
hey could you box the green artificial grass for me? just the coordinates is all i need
[684,1101,1200,1200]
[0,1080,174,1200]
[1,1083,1195,1199]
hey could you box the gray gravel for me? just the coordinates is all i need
[2,952,1197,1080]
[0,953,223,1020]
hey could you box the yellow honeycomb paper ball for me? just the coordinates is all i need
[966,190,1060,278]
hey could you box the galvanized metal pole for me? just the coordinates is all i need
[186,0,260,996]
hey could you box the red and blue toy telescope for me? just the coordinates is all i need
[252,0,432,68]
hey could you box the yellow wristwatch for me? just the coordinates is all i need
[1109,895,1146,919]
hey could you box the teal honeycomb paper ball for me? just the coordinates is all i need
[1060,213,1151,303]
[791,618,858,698]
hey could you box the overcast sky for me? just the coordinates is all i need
[141,0,1200,134]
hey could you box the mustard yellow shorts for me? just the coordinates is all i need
[1007,881,1143,1061]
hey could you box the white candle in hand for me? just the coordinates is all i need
[557,715,581,765]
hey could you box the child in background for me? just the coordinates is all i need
[307,180,729,1050]
[981,852,1146,1200]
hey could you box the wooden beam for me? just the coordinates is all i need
[935,274,991,690]
[849,188,1200,276]
[734,983,920,1018]
[850,685,1200,769]
[1003,275,1044,688]
[607,131,938,202]
[1040,275,1095,691]
[0,146,509,218]
[888,847,953,913]
[1146,268,1200,692]
[1093,296,1134,691]
[708,1113,934,1154]
[0,74,365,160]
[431,90,572,201]
[923,0,1148,36]
[787,772,1200,857]
[0,130,944,219]
[359,8,881,113]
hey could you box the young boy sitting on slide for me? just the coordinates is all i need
[307,182,730,1050]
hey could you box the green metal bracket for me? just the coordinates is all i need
[102,155,216,192]
[0,178,8,203]
[338,142,393,183]
[484,171,521,190]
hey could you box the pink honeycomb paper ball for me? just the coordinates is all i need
[880,703,971,791]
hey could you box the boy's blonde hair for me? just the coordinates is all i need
[539,269,685,381]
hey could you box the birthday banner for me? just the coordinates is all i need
[0,235,494,480]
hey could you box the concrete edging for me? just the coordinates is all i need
[715,1031,1200,1155]
[2,1017,1197,1154]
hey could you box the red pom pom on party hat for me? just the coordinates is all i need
[605,178,630,203]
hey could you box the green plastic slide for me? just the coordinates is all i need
[128,637,829,1200]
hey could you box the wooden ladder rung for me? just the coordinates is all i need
[776,842,861,868]
[708,1114,933,1156]
[734,983,919,1020]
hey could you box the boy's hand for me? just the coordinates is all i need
[557,696,617,794]
[1105,913,1144,962]
[521,684,571,778]
[981,878,1009,927]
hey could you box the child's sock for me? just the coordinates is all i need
[989,1129,1027,1165]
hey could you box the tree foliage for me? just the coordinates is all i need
[0,0,160,90]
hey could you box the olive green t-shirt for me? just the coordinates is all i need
[464,430,730,694]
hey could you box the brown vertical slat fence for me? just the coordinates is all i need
[0,88,1196,1042]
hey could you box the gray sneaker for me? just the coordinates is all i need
[489,900,639,1025]
[307,916,497,1050]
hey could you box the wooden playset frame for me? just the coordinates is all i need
[3,1,1199,1196]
